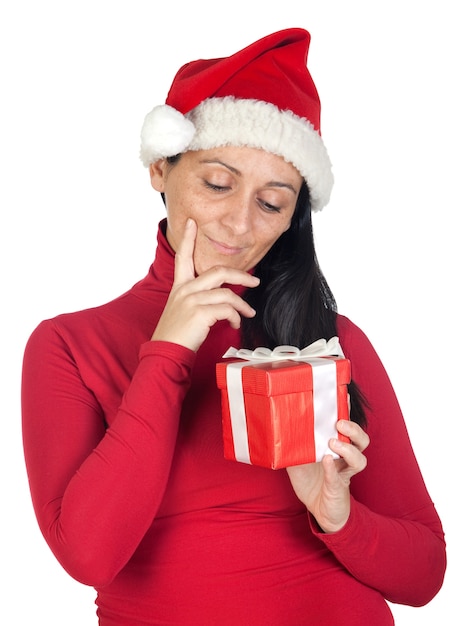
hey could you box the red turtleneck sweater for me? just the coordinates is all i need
[22,221,445,625]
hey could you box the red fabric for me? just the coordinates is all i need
[21,222,446,625]
[166,28,321,130]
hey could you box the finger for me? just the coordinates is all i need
[321,453,340,482]
[202,303,246,331]
[191,288,257,320]
[173,218,197,285]
[329,437,367,474]
[180,264,261,294]
[337,419,370,452]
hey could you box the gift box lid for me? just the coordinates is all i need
[216,357,351,397]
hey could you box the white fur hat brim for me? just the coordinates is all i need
[140,97,333,212]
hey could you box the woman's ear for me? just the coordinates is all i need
[149,159,166,192]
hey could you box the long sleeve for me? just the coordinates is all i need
[22,318,196,587]
[309,316,446,606]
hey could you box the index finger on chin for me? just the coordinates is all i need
[174,218,197,285]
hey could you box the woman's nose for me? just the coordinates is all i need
[220,196,254,234]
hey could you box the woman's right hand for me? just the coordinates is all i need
[151,218,260,352]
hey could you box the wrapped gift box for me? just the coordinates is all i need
[216,349,351,469]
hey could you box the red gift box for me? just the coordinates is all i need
[216,343,351,469]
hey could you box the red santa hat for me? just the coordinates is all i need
[140,28,333,211]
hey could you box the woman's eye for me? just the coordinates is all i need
[260,200,281,213]
[203,180,229,192]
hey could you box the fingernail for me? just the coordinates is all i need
[338,419,350,433]
[186,218,195,227]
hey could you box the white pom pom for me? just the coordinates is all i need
[140,105,196,166]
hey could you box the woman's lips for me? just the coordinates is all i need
[208,236,245,255]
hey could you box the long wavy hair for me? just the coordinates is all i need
[241,182,368,428]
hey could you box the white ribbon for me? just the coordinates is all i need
[223,336,344,362]
[223,338,345,465]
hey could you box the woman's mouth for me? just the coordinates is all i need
[207,236,245,255]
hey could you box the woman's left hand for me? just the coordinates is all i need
[286,419,370,533]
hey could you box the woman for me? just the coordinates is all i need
[21,28,446,625]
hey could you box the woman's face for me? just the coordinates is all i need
[150,146,303,275]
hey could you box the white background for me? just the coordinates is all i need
[1,1,464,624]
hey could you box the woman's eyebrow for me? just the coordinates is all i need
[199,159,241,175]
[265,181,298,194]
[199,159,298,194]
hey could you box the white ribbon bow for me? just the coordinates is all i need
[223,336,344,362]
